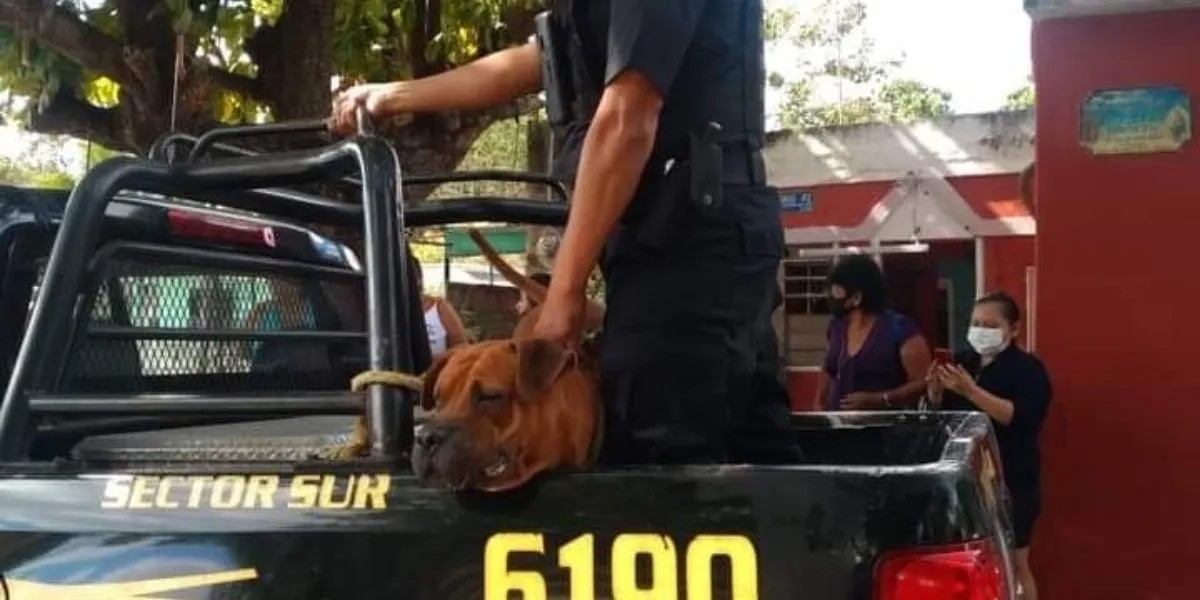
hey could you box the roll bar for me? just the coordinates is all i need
[148,127,572,204]
[0,120,415,461]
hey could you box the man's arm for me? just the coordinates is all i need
[541,1,706,315]
[332,41,541,133]
[542,70,662,300]
[376,41,541,113]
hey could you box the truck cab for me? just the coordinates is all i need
[0,121,1016,599]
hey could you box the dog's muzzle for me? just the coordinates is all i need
[411,422,510,491]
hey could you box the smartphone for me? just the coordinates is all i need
[932,348,952,365]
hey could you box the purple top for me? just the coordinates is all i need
[822,311,920,410]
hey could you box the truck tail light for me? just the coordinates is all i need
[167,209,276,248]
[875,541,1008,600]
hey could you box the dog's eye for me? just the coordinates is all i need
[477,391,506,405]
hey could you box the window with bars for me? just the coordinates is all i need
[782,258,834,368]
[784,259,832,315]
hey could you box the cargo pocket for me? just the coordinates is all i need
[602,355,733,465]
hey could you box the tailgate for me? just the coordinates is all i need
[0,464,990,599]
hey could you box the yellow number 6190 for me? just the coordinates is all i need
[484,532,759,600]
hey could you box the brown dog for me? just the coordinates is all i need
[411,307,601,491]
[411,231,602,491]
[340,233,603,490]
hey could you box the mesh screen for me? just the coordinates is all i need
[59,255,369,394]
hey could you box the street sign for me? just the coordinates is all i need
[780,191,814,213]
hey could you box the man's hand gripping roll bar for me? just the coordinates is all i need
[327,104,377,138]
[355,106,376,137]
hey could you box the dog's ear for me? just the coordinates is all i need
[420,350,455,410]
[514,338,572,401]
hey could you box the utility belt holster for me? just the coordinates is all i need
[628,122,763,250]
[534,11,572,127]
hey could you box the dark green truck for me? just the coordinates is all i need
[0,120,1016,599]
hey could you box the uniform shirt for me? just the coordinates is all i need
[550,0,765,185]
[942,345,1053,499]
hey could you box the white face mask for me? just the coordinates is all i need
[967,326,1008,356]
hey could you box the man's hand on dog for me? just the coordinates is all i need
[533,286,586,347]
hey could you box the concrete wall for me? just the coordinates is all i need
[764,110,1036,189]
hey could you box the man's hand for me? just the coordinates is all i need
[840,391,884,410]
[532,287,586,347]
[329,83,399,137]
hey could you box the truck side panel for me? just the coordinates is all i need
[0,467,992,599]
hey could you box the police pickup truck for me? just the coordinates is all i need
[0,120,1016,599]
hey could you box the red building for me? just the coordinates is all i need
[1029,1,1200,598]
[770,1,1200,594]
[764,112,1037,409]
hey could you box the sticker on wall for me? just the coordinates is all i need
[1080,86,1192,155]
[780,191,814,213]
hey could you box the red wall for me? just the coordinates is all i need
[983,236,1036,345]
[1033,10,1200,599]
[786,369,820,412]
[780,173,1033,231]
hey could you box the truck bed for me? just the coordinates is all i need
[68,412,967,467]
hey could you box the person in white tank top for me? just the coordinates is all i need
[414,264,467,360]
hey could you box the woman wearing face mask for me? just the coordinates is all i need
[929,291,1052,600]
[814,255,932,411]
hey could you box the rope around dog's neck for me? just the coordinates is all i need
[351,370,424,393]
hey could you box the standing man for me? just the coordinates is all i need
[331,1,800,465]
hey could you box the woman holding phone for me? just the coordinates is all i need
[929,291,1052,600]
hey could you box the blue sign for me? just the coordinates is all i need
[780,191,814,213]
[1080,86,1192,155]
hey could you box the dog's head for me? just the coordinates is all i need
[411,338,598,492]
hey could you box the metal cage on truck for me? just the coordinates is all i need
[0,111,570,464]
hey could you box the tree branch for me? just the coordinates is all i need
[28,84,123,150]
[0,0,139,89]
[203,63,262,101]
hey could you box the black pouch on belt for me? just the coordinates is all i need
[689,121,725,216]
[629,122,726,251]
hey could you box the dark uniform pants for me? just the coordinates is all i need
[597,184,803,466]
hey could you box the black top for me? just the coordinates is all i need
[549,0,766,184]
[942,345,1052,498]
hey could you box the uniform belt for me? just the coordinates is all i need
[649,138,766,187]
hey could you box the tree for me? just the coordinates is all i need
[1005,79,1035,111]
[768,0,952,129]
[0,0,543,184]
[876,79,952,121]
[0,131,82,188]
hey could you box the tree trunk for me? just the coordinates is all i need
[248,0,334,121]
